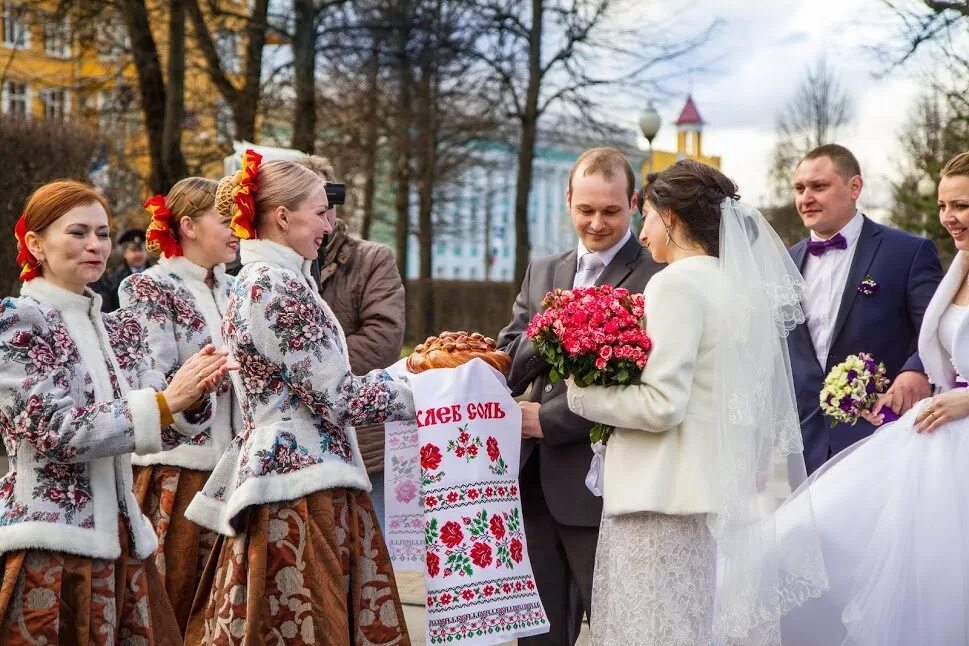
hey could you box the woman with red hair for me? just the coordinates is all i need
[0,179,232,643]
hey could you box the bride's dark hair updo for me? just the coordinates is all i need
[637,159,739,257]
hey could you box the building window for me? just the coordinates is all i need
[470,267,478,279]
[502,245,509,258]
[216,29,240,74]
[435,242,446,255]
[97,20,126,58]
[2,3,29,48]
[44,16,70,57]
[2,80,28,116]
[95,90,122,130]
[470,244,478,257]
[453,243,462,257]
[42,88,66,120]
[469,195,480,233]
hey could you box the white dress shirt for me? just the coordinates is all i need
[803,210,864,368]
[574,229,632,288]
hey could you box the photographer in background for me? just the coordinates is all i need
[298,156,406,528]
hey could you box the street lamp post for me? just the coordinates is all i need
[639,102,661,175]
[915,173,937,238]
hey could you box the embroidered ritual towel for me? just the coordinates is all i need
[384,358,549,645]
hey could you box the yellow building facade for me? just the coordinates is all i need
[0,1,243,197]
[641,95,721,177]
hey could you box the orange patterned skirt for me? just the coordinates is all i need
[0,518,181,645]
[186,487,411,645]
[133,464,218,635]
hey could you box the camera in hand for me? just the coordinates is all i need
[325,182,346,206]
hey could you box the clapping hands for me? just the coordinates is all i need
[163,345,238,414]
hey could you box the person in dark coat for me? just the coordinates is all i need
[786,144,942,474]
[497,147,663,645]
[92,229,154,312]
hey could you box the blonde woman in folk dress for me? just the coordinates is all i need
[184,151,417,645]
[118,177,242,633]
[0,180,233,644]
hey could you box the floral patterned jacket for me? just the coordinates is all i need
[185,239,415,535]
[0,279,212,559]
[120,256,240,471]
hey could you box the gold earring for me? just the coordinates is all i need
[664,226,672,245]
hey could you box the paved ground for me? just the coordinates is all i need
[396,571,591,645]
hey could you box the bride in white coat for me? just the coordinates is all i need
[778,152,969,645]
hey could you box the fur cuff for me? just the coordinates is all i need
[128,388,162,455]
[128,510,161,559]
[184,492,235,536]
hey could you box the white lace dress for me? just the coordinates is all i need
[591,510,716,645]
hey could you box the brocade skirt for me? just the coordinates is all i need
[186,487,411,645]
[133,464,218,635]
[0,518,181,645]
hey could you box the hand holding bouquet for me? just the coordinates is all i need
[525,285,652,444]
[820,353,895,427]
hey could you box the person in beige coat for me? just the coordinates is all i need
[566,160,826,645]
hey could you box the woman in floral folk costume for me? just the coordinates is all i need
[118,177,242,633]
[185,151,417,645]
[0,180,233,643]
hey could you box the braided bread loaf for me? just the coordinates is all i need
[406,331,511,374]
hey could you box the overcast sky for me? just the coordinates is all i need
[618,0,940,212]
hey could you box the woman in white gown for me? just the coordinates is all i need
[778,152,969,645]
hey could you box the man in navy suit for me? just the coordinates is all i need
[788,144,943,474]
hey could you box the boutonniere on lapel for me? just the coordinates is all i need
[857,275,879,296]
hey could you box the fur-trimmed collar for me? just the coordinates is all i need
[21,277,103,313]
[240,239,318,290]
[919,251,968,389]
[159,255,228,288]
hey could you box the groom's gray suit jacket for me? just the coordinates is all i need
[497,235,662,526]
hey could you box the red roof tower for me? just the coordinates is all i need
[675,95,703,127]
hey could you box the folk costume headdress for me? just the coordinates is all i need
[14,214,39,281]
[144,194,182,258]
[228,149,263,240]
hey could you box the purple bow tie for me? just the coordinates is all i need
[806,233,847,257]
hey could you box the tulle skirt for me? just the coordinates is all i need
[778,400,969,645]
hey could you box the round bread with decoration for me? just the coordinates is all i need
[406,331,511,374]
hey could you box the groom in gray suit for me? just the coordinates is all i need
[497,148,662,645]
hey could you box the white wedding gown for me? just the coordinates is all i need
[777,303,969,645]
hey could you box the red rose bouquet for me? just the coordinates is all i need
[526,284,652,444]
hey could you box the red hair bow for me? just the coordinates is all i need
[144,194,182,258]
[231,149,263,240]
[14,214,39,281]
